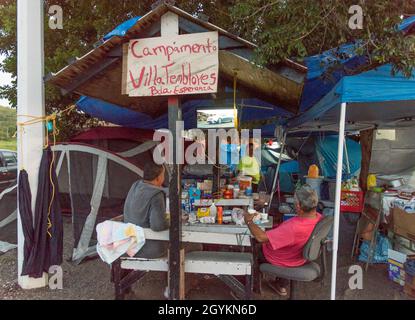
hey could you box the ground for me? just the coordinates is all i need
[0,214,413,300]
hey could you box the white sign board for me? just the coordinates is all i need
[126,31,219,97]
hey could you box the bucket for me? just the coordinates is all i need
[305,177,323,200]
[238,175,252,191]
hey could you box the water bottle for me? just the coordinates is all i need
[209,202,217,222]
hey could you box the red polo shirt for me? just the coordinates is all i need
[262,213,322,267]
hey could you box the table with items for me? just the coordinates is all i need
[175,176,274,293]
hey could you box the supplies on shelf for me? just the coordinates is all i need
[388,249,407,286]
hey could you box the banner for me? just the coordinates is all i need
[126,31,219,97]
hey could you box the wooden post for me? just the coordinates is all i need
[162,12,183,300]
[16,0,48,289]
[359,129,374,192]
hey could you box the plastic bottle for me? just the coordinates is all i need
[209,202,217,221]
[217,206,223,224]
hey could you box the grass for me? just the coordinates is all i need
[0,139,17,151]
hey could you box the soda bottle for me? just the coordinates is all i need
[217,206,223,224]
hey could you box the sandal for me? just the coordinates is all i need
[267,279,288,296]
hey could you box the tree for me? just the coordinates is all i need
[230,0,415,76]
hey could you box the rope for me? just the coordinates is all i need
[17,108,68,239]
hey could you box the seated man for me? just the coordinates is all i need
[243,185,322,296]
[124,161,169,259]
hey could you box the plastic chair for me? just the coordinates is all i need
[260,216,334,299]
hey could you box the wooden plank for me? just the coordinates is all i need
[121,43,129,95]
[162,11,182,301]
[179,248,185,300]
[359,129,374,192]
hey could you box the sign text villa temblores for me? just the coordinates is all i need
[126,31,219,97]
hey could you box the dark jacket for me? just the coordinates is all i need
[123,180,169,258]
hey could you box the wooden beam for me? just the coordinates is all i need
[163,11,183,301]
[60,57,119,95]
[359,129,374,192]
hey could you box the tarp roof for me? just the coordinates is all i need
[76,95,291,137]
[285,64,415,132]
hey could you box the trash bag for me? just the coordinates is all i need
[358,232,391,264]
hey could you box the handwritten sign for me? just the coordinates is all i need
[125,31,219,97]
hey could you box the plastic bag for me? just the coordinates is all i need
[358,232,391,264]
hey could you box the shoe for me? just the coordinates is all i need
[267,279,288,296]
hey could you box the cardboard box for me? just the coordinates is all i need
[388,259,406,286]
[392,207,415,241]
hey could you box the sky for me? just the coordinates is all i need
[0,54,12,108]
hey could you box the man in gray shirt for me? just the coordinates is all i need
[124,162,169,259]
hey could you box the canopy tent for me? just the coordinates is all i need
[286,64,415,132]
[283,60,415,299]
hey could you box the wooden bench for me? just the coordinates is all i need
[110,227,253,300]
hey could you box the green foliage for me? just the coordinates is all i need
[0,105,16,140]
[231,0,415,76]
[0,104,16,151]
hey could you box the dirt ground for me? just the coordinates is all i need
[0,214,413,300]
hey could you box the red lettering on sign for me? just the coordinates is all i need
[130,40,143,59]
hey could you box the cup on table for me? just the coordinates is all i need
[261,213,269,221]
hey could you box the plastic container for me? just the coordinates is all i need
[308,164,319,178]
[238,175,252,191]
[340,190,364,213]
[306,177,324,200]
[209,202,217,220]
[217,206,223,224]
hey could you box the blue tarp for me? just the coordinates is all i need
[286,64,415,129]
[77,95,289,137]
[103,16,141,40]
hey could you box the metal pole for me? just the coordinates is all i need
[330,102,347,300]
[344,137,351,175]
[268,132,287,212]
[16,0,47,289]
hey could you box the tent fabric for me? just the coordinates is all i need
[315,135,361,178]
[21,148,63,278]
[52,143,144,263]
[286,64,415,130]
[103,16,141,40]
[398,15,415,31]
[0,183,17,244]
[71,126,155,143]
[18,170,34,276]
[76,95,289,137]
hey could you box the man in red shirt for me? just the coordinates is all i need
[244,185,322,296]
